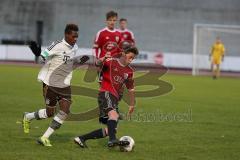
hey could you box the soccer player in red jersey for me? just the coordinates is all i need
[74,46,139,148]
[118,18,135,47]
[93,10,123,60]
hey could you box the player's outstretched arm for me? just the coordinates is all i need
[74,55,90,65]
[95,52,111,66]
[127,89,135,120]
[72,55,90,70]
[28,41,46,63]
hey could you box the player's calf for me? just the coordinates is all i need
[107,110,119,144]
[24,108,52,121]
[39,110,68,144]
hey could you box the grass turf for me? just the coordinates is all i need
[0,64,239,160]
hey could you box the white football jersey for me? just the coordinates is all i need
[38,39,78,88]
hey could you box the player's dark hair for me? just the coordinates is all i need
[125,46,139,56]
[64,24,79,34]
[119,18,127,22]
[106,10,118,20]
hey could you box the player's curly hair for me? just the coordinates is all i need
[65,24,79,34]
[125,46,139,56]
[106,10,118,20]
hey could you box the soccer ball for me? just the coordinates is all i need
[119,136,135,152]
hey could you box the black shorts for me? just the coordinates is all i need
[98,91,119,124]
[45,85,71,106]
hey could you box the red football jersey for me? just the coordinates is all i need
[100,58,134,99]
[93,27,123,59]
[118,29,135,46]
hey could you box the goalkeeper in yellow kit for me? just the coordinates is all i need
[209,37,225,79]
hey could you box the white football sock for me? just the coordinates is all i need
[25,112,35,121]
[38,109,48,119]
[42,127,54,138]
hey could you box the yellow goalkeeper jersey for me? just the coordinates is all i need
[211,43,225,59]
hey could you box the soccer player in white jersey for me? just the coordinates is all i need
[22,24,79,147]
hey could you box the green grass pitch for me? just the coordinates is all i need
[0,64,239,160]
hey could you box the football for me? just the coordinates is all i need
[119,136,135,152]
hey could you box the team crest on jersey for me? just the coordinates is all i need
[124,34,128,38]
[114,68,118,72]
[63,55,70,64]
[106,36,109,40]
[115,36,119,42]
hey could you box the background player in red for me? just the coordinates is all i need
[117,18,136,101]
[74,46,139,148]
[93,10,123,61]
[118,18,135,47]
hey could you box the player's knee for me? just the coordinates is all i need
[59,98,71,114]
[46,106,56,117]
[46,111,54,117]
[108,110,119,121]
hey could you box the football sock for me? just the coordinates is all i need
[43,110,68,138]
[107,119,117,141]
[25,112,36,121]
[80,128,107,140]
[25,109,48,121]
[35,109,48,120]
[43,127,54,138]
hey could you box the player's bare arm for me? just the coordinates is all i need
[127,89,135,119]
[95,52,111,66]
